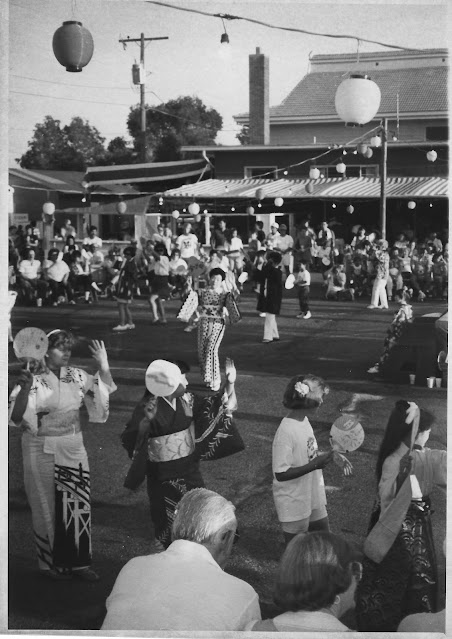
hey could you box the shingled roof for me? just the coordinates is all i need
[269,66,448,118]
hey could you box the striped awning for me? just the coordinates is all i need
[84,159,210,186]
[161,176,448,200]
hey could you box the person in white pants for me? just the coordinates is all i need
[368,240,390,310]
[257,252,283,343]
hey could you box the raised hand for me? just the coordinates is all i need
[225,357,236,384]
[17,368,33,391]
[88,340,109,371]
[333,451,354,476]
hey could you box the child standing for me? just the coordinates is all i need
[112,246,138,331]
[295,260,311,319]
[272,374,333,546]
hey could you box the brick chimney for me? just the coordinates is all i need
[249,47,269,145]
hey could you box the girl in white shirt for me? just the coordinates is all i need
[272,374,333,546]
[149,243,172,324]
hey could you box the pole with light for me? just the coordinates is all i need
[335,73,383,235]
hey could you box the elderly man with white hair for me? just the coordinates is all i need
[101,488,261,631]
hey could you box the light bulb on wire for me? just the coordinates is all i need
[218,18,231,60]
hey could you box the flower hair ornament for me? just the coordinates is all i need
[295,381,310,398]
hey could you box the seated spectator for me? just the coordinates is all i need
[246,531,361,632]
[349,255,369,299]
[68,251,97,304]
[426,231,443,253]
[351,226,370,255]
[62,235,78,264]
[61,218,77,239]
[17,248,48,306]
[325,265,353,301]
[84,225,103,248]
[101,488,261,631]
[43,248,74,305]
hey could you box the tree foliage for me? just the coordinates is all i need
[18,116,106,170]
[236,124,250,146]
[96,137,137,166]
[127,95,223,161]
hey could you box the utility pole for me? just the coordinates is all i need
[379,118,388,240]
[119,33,168,163]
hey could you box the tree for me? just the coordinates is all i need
[236,124,250,146]
[127,95,223,161]
[96,137,137,166]
[18,116,106,170]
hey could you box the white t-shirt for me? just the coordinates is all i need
[295,270,311,287]
[274,234,294,266]
[228,237,243,252]
[169,257,188,274]
[19,259,41,279]
[84,235,103,248]
[176,233,199,258]
[101,540,261,631]
[44,259,70,282]
[272,416,326,522]
[154,255,170,276]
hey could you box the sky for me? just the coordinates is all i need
[8,0,450,167]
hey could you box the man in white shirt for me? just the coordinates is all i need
[43,249,74,305]
[176,222,199,259]
[17,248,48,305]
[83,225,103,248]
[273,224,294,274]
[101,488,261,632]
[265,222,280,250]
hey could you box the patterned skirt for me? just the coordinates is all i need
[356,498,438,632]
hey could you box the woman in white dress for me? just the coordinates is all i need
[9,329,116,581]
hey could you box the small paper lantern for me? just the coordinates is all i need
[255,188,264,200]
[309,167,320,180]
[172,210,180,219]
[194,214,202,222]
[246,206,255,215]
[305,182,314,194]
[42,202,56,215]
[274,197,284,207]
[336,162,346,174]
[52,21,94,72]
[407,201,416,210]
[346,205,354,214]
[357,142,368,155]
[335,74,381,126]
[188,202,200,215]
[426,150,437,162]
[365,147,373,159]
[116,201,127,214]
[370,135,381,148]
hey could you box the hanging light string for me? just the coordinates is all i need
[146,0,426,52]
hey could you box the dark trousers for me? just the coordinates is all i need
[297,285,310,313]
[48,279,74,303]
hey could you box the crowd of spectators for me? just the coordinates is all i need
[8,218,448,310]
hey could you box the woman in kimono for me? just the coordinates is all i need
[121,357,243,549]
[9,330,116,581]
[356,400,446,631]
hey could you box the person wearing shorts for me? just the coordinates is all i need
[272,374,334,545]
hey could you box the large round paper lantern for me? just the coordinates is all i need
[42,202,56,215]
[346,205,354,214]
[305,182,314,194]
[365,147,374,159]
[52,21,94,72]
[255,188,264,200]
[274,197,284,207]
[370,135,381,148]
[335,74,381,126]
[407,201,416,210]
[246,206,255,216]
[116,201,127,214]
[426,150,437,162]
[309,167,320,180]
[188,202,200,215]
[336,162,346,174]
[172,209,180,219]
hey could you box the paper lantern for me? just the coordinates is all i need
[42,202,56,215]
[364,147,373,159]
[52,21,94,72]
[255,188,264,200]
[336,162,346,174]
[194,214,202,222]
[172,210,180,219]
[335,74,381,126]
[407,201,416,210]
[370,135,381,148]
[305,182,314,194]
[188,202,200,215]
[357,142,368,155]
[426,150,437,162]
[246,206,255,215]
[274,197,284,207]
[309,167,320,180]
[346,205,354,214]
[116,201,127,214]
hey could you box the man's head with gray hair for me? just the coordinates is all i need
[172,488,237,568]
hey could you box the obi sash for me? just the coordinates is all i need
[37,409,81,437]
[148,424,196,462]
